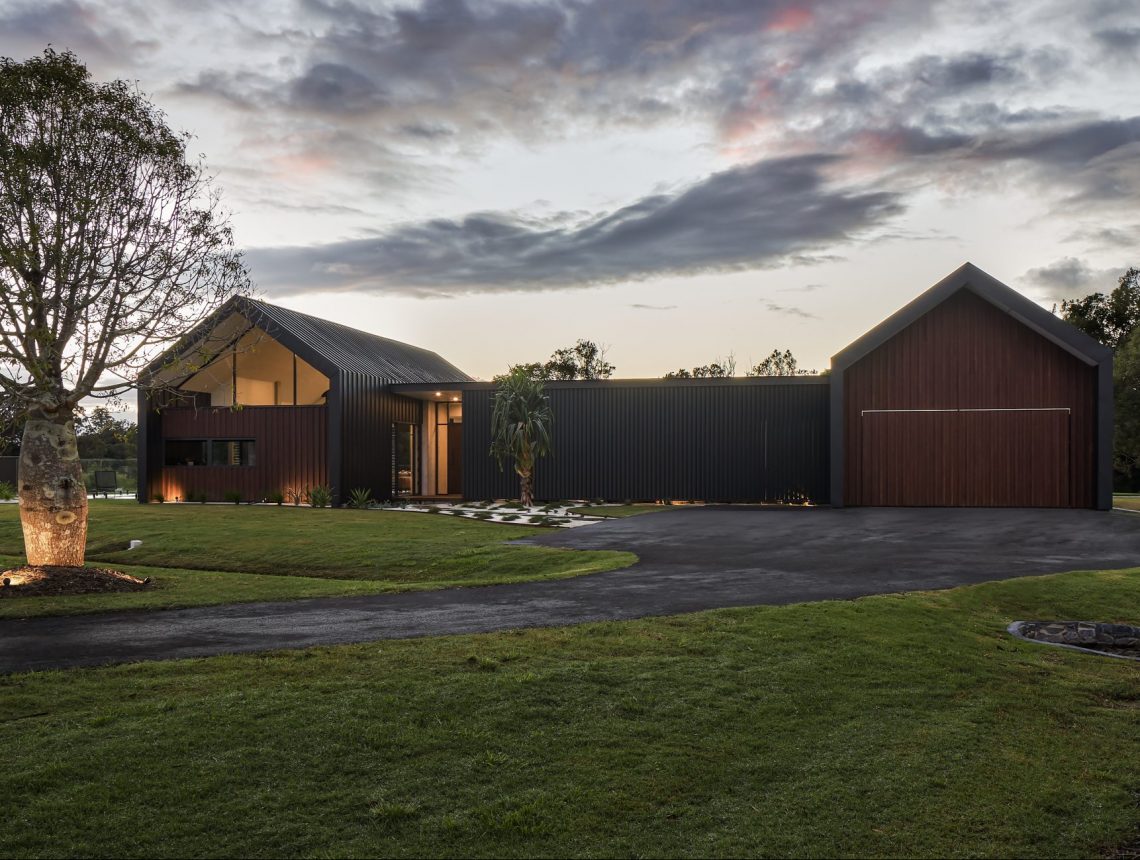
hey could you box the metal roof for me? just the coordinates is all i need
[831,262,1113,371]
[238,298,473,383]
[144,296,473,385]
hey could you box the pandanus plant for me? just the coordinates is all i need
[489,367,552,507]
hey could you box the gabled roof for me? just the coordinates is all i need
[831,262,1113,371]
[145,295,473,385]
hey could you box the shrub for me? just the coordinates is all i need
[425,506,442,514]
[152,492,165,504]
[471,510,493,520]
[285,486,304,506]
[499,513,519,522]
[347,487,373,509]
[306,484,332,508]
[266,490,285,506]
[0,481,15,501]
[185,490,207,504]
[223,490,242,505]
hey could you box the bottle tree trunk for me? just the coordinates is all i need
[18,406,88,567]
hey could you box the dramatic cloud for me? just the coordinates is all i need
[245,155,903,296]
[1022,257,1126,301]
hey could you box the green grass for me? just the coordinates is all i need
[0,555,402,618]
[567,503,668,518]
[1114,494,1140,512]
[2,568,1138,858]
[0,503,633,616]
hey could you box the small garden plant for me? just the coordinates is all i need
[306,485,333,508]
[0,481,15,501]
[223,490,242,505]
[347,487,373,509]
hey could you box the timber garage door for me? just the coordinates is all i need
[860,409,1070,507]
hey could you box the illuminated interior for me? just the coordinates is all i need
[174,322,330,407]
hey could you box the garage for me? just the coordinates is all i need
[830,263,1113,509]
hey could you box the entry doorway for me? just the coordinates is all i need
[426,399,462,497]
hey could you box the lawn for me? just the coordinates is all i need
[0,503,633,616]
[2,567,1137,858]
[1114,494,1140,512]
[567,503,668,518]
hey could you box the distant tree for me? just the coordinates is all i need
[0,398,22,455]
[1058,267,1140,348]
[1058,266,1140,490]
[490,367,553,507]
[663,354,736,379]
[74,406,136,460]
[521,339,614,380]
[0,50,248,568]
[1114,326,1140,487]
[746,349,816,377]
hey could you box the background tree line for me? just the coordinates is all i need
[1058,267,1140,491]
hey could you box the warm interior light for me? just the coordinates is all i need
[435,391,442,396]
[451,396,459,401]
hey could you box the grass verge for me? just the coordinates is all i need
[2,567,1138,858]
[0,502,634,589]
[567,504,668,518]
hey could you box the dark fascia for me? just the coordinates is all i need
[390,376,831,394]
[830,261,1112,371]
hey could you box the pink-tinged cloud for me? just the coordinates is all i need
[766,6,814,33]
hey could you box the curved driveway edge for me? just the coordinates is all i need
[1,507,1137,674]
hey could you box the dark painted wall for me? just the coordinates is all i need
[335,373,420,504]
[842,290,1098,507]
[462,379,830,503]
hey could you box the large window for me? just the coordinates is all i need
[165,439,256,467]
[392,423,419,496]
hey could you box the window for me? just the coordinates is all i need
[210,439,256,467]
[164,439,255,466]
[165,439,207,466]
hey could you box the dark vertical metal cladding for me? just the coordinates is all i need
[336,372,422,502]
[462,379,830,502]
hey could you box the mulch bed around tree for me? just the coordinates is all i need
[0,565,152,598]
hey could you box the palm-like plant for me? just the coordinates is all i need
[490,367,553,507]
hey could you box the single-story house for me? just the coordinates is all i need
[137,262,1113,509]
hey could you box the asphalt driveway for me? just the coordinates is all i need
[1,506,1137,673]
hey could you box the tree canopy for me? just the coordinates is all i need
[0,48,249,415]
[1058,268,1140,348]
[514,339,614,381]
[745,349,817,377]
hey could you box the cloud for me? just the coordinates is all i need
[764,301,817,319]
[0,0,150,66]
[1022,257,1125,301]
[629,303,677,311]
[246,154,904,296]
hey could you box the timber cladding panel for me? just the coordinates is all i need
[843,289,1097,507]
[462,380,830,503]
[152,405,326,503]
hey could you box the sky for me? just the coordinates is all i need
[1,0,1138,381]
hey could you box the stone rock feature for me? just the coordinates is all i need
[1009,621,1140,660]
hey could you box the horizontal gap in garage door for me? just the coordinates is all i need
[861,407,1070,415]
